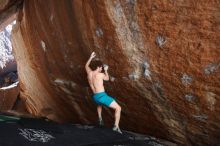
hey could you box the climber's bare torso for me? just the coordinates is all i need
[87,71,105,93]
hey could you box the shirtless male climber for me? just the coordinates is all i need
[85,52,122,134]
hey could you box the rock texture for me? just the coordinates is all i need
[0,82,19,111]
[9,0,220,145]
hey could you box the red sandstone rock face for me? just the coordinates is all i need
[10,0,220,145]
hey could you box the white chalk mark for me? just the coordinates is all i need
[54,78,76,88]
[143,61,151,79]
[185,94,196,102]
[129,72,139,80]
[204,62,220,75]
[18,128,55,143]
[156,35,167,48]
[110,76,115,82]
[95,27,104,37]
[193,115,208,122]
[181,73,192,86]
[50,14,54,22]
[40,41,46,52]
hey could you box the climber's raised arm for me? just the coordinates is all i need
[85,52,96,74]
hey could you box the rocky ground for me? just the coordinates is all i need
[0,113,177,146]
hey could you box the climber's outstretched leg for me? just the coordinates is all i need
[109,101,122,134]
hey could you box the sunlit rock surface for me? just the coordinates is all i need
[9,0,220,145]
[0,22,17,77]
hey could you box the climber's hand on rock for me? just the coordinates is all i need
[90,52,96,59]
[103,64,109,71]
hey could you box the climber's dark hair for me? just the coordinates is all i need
[90,60,103,71]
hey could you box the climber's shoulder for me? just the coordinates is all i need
[95,72,105,79]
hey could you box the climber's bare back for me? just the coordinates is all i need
[87,71,105,93]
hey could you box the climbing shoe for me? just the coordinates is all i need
[98,119,104,126]
[112,125,122,134]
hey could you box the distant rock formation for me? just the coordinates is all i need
[0,22,17,77]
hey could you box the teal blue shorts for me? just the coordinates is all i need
[93,92,115,107]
